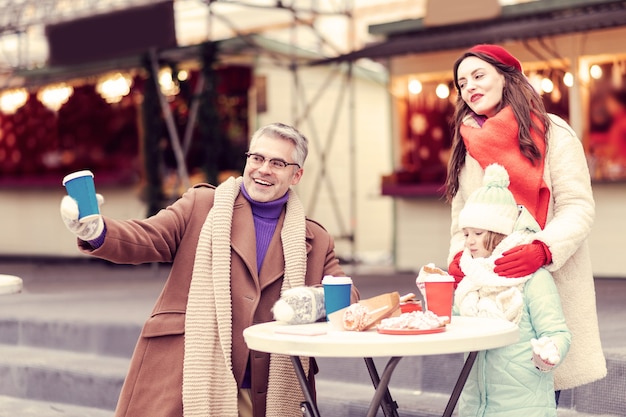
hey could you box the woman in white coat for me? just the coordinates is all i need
[445,44,606,393]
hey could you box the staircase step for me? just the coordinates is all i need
[0,262,623,416]
[316,354,463,394]
[559,348,626,416]
[0,317,141,358]
[0,344,127,410]
[0,395,112,417]
[316,348,626,417]
[316,379,623,417]
[317,379,450,417]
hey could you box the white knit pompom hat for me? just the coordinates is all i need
[458,163,520,235]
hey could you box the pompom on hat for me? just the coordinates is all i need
[458,163,520,235]
[467,44,523,73]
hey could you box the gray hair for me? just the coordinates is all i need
[249,123,308,167]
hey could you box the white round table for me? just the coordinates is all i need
[244,316,519,417]
[0,274,23,295]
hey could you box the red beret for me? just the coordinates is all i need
[468,44,523,73]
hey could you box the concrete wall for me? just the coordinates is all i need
[0,186,146,258]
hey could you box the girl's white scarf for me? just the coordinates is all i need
[182,176,308,417]
[455,230,535,324]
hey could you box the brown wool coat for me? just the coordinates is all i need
[79,184,358,417]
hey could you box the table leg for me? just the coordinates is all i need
[441,351,477,417]
[290,356,321,417]
[365,356,403,417]
[364,357,400,417]
[290,351,476,417]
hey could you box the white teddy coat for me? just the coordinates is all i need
[448,114,607,390]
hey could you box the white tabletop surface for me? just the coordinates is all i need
[243,316,519,358]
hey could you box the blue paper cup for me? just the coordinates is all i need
[322,275,352,318]
[62,170,99,221]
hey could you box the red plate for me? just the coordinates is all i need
[377,326,446,335]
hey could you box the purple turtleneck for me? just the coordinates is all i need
[240,184,289,389]
[240,184,289,273]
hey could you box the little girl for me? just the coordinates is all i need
[454,163,571,417]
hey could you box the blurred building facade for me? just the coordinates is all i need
[0,0,625,277]
[326,0,626,277]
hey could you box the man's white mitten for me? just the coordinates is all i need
[272,286,326,324]
[60,194,105,241]
[531,336,560,372]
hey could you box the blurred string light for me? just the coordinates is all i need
[37,83,73,112]
[528,72,561,95]
[158,67,180,97]
[177,69,189,82]
[96,72,132,103]
[541,77,554,94]
[563,72,574,87]
[403,67,577,103]
[0,88,28,114]
[590,64,603,80]
[408,79,422,95]
[435,82,450,99]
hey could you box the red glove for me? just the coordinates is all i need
[494,241,552,278]
[447,251,465,287]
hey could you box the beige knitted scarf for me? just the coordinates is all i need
[182,176,309,417]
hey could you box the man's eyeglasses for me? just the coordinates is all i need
[245,152,301,170]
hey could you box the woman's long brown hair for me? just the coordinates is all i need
[445,51,550,202]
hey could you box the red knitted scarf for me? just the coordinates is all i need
[460,106,550,229]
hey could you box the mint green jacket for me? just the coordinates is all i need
[458,268,571,417]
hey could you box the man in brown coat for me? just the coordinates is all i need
[60,123,358,417]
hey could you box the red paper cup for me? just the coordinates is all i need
[424,281,454,323]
